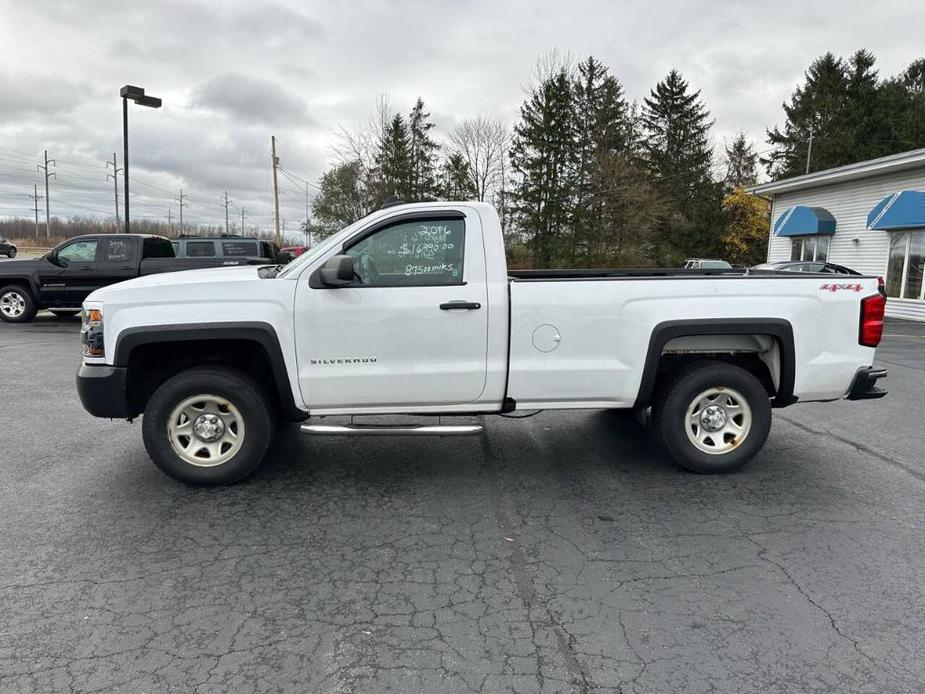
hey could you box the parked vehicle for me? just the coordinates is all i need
[751,260,861,275]
[0,236,16,258]
[171,235,291,264]
[0,234,281,323]
[280,245,309,257]
[76,201,888,486]
[682,258,732,270]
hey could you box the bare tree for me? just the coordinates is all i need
[449,117,508,202]
[332,93,393,181]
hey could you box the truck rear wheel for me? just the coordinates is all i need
[142,366,272,486]
[0,285,37,323]
[654,361,771,474]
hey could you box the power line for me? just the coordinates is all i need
[176,188,186,232]
[37,150,55,238]
[106,153,123,229]
[29,184,43,240]
[221,190,231,234]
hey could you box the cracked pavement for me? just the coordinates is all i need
[1,315,923,693]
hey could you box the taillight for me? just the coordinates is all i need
[859,293,885,348]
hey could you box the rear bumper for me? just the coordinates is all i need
[76,364,131,418]
[847,366,888,400]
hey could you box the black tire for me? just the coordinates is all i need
[0,284,38,323]
[654,361,771,474]
[7,247,15,258]
[50,309,80,318]
[142,366,273,486]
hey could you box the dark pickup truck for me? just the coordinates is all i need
[0,234,281,323]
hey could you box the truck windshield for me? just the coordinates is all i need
[276,212,378,279]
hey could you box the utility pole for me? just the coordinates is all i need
[165,209,172,235]
[106,152,123,229]
[37,150,55,238]
[271,136,282,246]
[175,188,186,234]
[221,190,231,234]
[29,185,43,240]
[304,181,311,247]
[806,124,814,175]
[240,207,246,234]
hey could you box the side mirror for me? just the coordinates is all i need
[47,251,66,267]
[275,250,294,264]
[319,254,354,287]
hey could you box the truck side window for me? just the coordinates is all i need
[346,218,465,286]
[186,241,216,257]
[58,240,98,263]
[102,239,132,262]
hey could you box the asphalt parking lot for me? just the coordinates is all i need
[1,316,923,693]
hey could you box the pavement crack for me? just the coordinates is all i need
[479,418,595,694]
[746,535,876,668]
[777,413,925,484]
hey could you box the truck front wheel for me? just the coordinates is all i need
[0,285,37,323]
[142,366,273,486]
[654,361,771,474]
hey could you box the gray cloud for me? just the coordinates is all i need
[190,73,310,126]
[0,0,923,235]
[0,72,96,120]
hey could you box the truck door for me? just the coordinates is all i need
[37,238,100,305]
[295,210,489,410]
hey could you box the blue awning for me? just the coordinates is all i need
[867,190,925,230]
[772,206,837,237]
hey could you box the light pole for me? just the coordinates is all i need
[120,85,161,232]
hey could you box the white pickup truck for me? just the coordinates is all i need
[77,201,888,485]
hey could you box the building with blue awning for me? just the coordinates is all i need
[750,147,925,322]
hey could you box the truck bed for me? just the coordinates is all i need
[508,268,876,280]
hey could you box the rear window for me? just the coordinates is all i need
[102,238,133,262]
[222,240,258,257]
[186,241,216,257]
[142,237,174,259]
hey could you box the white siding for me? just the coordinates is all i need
[765,167,925,321]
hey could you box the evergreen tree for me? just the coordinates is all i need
[408,98,440,201]
[641,69,721,263]
[375,114,414,203]
[572,56,631,263]
[765,53,849,177]
[763,50,925,178]
[509,65,578,267]
[438,152,476,200]
[723,133,759,190]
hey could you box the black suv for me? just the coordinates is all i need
[0,236,16,258]
[170,235,291,263]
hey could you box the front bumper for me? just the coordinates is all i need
[76,364,131,418]
[846,366,888,400]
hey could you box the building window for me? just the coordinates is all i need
[886,231,925,301]
[790,236,829,262]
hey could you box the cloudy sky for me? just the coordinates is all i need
[1,0,923,239]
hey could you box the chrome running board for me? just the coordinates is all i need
[301,423,482,436]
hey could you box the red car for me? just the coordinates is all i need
[280,245,309,257]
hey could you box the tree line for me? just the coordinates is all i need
[310,50,925,268]
[4,50,923,266]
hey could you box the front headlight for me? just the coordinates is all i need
[81,307,104,358]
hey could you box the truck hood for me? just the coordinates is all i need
[88,265,265,302]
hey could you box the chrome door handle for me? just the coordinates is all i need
[439,301,481,310]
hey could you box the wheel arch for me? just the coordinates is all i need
[114,322,307,421]
[635,318,796,410]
